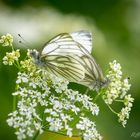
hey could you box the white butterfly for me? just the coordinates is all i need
[30,30,107,90]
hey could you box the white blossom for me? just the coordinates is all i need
[102,60,134,127]
[103,60,131,104]
[76,117,102,140]
[0,33,13,47]
[3,49,20,65]
[118,94,134,127]
[7,61,101,140]
[16,72,29,84]
[66,127,73,137]
[48,118,63,132]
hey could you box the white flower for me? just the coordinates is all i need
[15,128,26,140]
[70,105,80,114]
[102,60,134,127]
[16,72,29,84]
[103,60,131,104]
[0,33,13,47]
[34,122,43,134]
[118,94,134,127]
[76,117,102,140]
[66,127,73,137]
[124,94,134,106]
[49,118,63,132]
[26,127,34,137]
[46,117,53,122]
[90,104,99,116]
[29,82,37,89]
[3,49,20,65]
[121,78,131,98]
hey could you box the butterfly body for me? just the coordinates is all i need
[30,31,107,91]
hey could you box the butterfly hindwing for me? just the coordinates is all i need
[41,54,85,82]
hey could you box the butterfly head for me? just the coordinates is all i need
[91,78,110,91]
[29,49,43,66]
[100,78,110,87]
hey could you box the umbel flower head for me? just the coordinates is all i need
[6,52,101,140]
[103,60,134,127]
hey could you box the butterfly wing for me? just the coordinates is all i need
[78,55,105,89]
[41,31,92,56]
[40,31,105,89]
[40,32,91,82]
[41,54,85,82]
[70,30,92,53]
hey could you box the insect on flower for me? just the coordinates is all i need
[30,30,108,91]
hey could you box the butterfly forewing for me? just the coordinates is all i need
[70,30,92,53]
[41,31,92,56]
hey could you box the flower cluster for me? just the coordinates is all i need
[3,49,20,65]
[103,60,131,104]
[6,52,101,140]
[0,33,13,47]
[118,94,134,127]
[102,60,134,127]
[76,117,102,140]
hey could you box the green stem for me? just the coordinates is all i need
[71,115,80,128]
[46,130,80,137]
[94,93,100,102]
[115,99,124,103]
[15,60,21,69]
[32,131,39,140]
[11,45,14,51]
[94,90,103,102]
[94,88,106,102]
[85,88,89,94]
[107,104,118,115]
[12,96,16,111]
[13,60,21,70]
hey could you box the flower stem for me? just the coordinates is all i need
[46,130,80,137]
[11,45,14,51]
[107,104,118,115]
[94,93,100,102]
[12,96,16,111]
[16,60,21,69]
[85,88,89,94]
[94,90,103,102]
[115,99,124,103]
[32,131,39,140]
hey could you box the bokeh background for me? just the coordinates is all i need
[0,0,140,140]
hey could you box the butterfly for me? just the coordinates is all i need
[30,30,107,90]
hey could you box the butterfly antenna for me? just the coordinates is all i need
[18,34,30,49]
[18,40,29,49]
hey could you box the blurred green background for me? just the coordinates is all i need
[0,0,140,140]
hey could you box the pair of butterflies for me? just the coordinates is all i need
[30,30,107,91]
